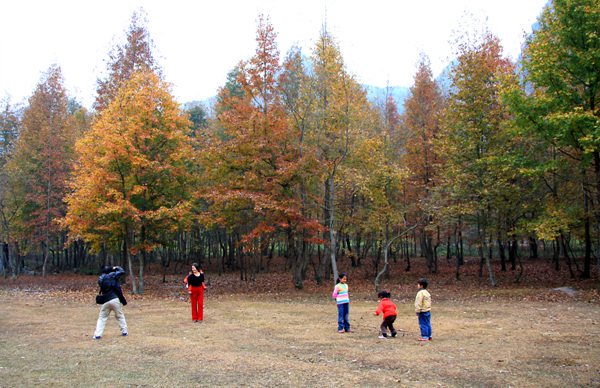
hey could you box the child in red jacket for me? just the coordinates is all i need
[184,270,192,295]
[373,290,397,339]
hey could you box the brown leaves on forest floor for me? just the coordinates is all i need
[1,285,599,387]
[1,256,598,305]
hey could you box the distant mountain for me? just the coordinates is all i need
[183,81,446,116]
[183,88,413,115]
[181,99,211,111]
[363,85,410,113]
[181,98,214,116]
[435,60,456,95]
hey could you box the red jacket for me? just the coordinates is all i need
[374,298,397,318]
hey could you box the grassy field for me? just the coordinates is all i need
[1,277,599,388]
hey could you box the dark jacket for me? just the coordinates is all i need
[98,266,127,305]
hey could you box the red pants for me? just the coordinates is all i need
[190,286,204,321]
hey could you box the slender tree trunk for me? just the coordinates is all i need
[529,237,538,259]
[421,229,434,273]
[405,235,411,271]
[327,177,338,282]
[320,176,336,285]
[2,221,12,279]
[553,237,560,271]
[509,238,518,270]
[1,242,7,279]
[14,241,21,277]
[583,187,592,278]
[138,225,146,294]
[457,216,464,266]
[355,234,362,267]
[595,150,600,279]
[456,241,462,281]
[290,228,303,289]
[498,236,507,271]
[514,248,524,283]
[482,239,496,287]
[345,235,356,267]
[124,230,138,294]
[375,240,392,292]
[560,232,575,278]
[375,221,421,291]
[479,246,485,277]
[433,226,440,273]
[42,181,52,278]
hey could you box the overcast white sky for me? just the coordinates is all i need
[0,0,548,109]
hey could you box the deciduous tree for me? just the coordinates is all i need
[94,9,160,113]
[65,71,194,294]
[437,27,515,286]
[401,55,445,273]
[307,26,375,283]
[504,0,600,278]
[9,65,76,278]
[204,16,324,287]
[0,97,21,278]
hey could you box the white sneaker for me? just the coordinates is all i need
[378,335,387,339]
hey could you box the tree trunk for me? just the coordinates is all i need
[375,221,421,291]
[290,228,303,289]
[421,230,435,274]
[322,176,337,284]
[42,152,52,279]
[345,235,356,267]
[1,242,8,279]
[509,238,518,270]
[595,150,600,280]
[124,230,138,294]
[482,239,496,287]
[553,237,560,271]
[529,237,538,259]
[583,188,592,278]
[137,226,146,294]
[478,246,485,277]
[457,216,464,266]
[560,231,575,278]
[355,234,362,267]
[498,237,507,271]
[404,235,411,271]
[456,243,462,281]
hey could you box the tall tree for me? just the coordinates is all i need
[401,55,445,273]
[504,0,600,278]
[204,16,324,287]
[94,9,160,113]
[437,27,515,286]
[0,97,21,278]
[0,97,19,168]
[380,87,404,160]
[65,71,195,294]
[280,44,324,287]
[9,65,76,278]
[307,26,374,283]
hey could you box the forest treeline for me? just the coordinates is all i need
[1,0,598,292]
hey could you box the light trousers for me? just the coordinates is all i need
[94,298,127,337]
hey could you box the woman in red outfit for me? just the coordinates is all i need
[187,263,205,322]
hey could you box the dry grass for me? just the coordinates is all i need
[1,284,599,387]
